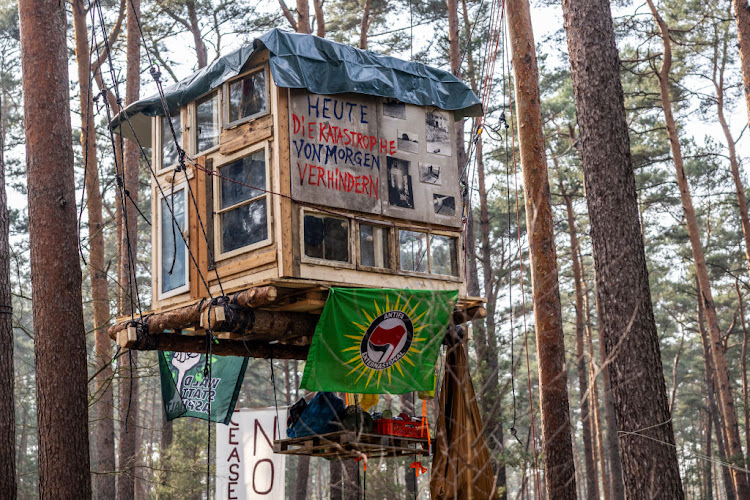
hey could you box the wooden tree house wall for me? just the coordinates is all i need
[148,49,469,317]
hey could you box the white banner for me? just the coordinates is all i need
[216,407,288,500]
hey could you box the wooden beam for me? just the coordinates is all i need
[453,305,486,324]
[141,333,309,358]
[231,285,278,308]
[108,285,281,339]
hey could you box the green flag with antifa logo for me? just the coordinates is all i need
[301,288,458,394]
[159,351,248,425]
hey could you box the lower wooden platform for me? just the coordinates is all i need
[273,430,430,460]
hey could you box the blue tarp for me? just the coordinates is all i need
[110,28,481,139]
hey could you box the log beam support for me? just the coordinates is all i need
[109,285,485,356]
[129,333,309,358]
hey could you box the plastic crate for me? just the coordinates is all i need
[374,418,427,439]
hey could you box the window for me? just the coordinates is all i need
[359,224,390,268]
[303,213,349,262]
[430,235,458,276]
[160,109,182,170]
[398,230,459,277]
[159,186,188,297]
[399,230,428,273]
[195,91,220,153]
[216,149,269,255]
[227,69,268,125]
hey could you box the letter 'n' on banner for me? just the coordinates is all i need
[215,407,288,500]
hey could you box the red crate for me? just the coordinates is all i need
[374,418,428,439]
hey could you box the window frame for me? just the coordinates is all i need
[396,229,461,279]
[223,65,270,129]
[156,180,190,300]
[212,141,274,261]
[397,229,430,275]
[155,107,186,174]
[192,89,222,156]
[355,221,394,271]
[299,208,355,269]
[427,232,460,277]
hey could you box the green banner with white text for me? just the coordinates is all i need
[159,351,247,425]
[300,288,458,394]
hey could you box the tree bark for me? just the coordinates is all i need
[507,0,576,496]
[18,0,92,495]
[699,288,738,500]
[561,0,685,496]
[312,0,325,37]
[737,281,750,478]
[705,408,714,500]
[71,3,117,498]
[714,28,750,292]
[330,460,343,500]
[294,455,310,499]
[359,0,372,49]
[560,186,598,500]
[187,1,207,68]
[0,82,15,500]
[735,0,750,127]
[584,256,624,500]
[296,0,311,34]
[459,1,506,493]
[117,0,142,496]
[446,0,467,174]
[645,1,749,495]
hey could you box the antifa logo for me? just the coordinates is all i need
[360,310,414,370]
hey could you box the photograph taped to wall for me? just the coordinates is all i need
[418,163,441,184]
[383,100,406,119]
[433,194,456,216]
[426,110,451,156]
[397,130,419,154]
[387,157,414,209]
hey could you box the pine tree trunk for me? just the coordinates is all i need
[296,0,311,33]
[561,187,598,500]
[699,292,738,500]
[447,0,467,174]
[477,137,507,499]
[294,455,310,500]
[507,0,576,496]
[71,3,116,498]
[561,0,684,496]
[18,0,92,495]
[736,282,750,481]
[359,0,372,49]
[117,2,143,497]
[0,88,15,500]
[735,0,750,127]
[645,2,749,495]
[705,409,714,500]
[330,460,343,500]
[580,248,624,500]
[459,0,482,302]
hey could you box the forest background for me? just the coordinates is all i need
[3,0,750,497]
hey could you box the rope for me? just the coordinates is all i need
[204,308,215,500]
[90,0,144,322]
[270,353,282,440]
[77,14,98,267]
[501,6,521,448]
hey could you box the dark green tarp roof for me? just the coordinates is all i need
[111,29,481,145]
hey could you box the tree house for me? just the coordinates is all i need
[108,29,485,355]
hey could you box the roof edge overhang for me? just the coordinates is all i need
[110,29,482,145]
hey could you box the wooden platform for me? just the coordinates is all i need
[273,430,430,460]
[109,281,486,355]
